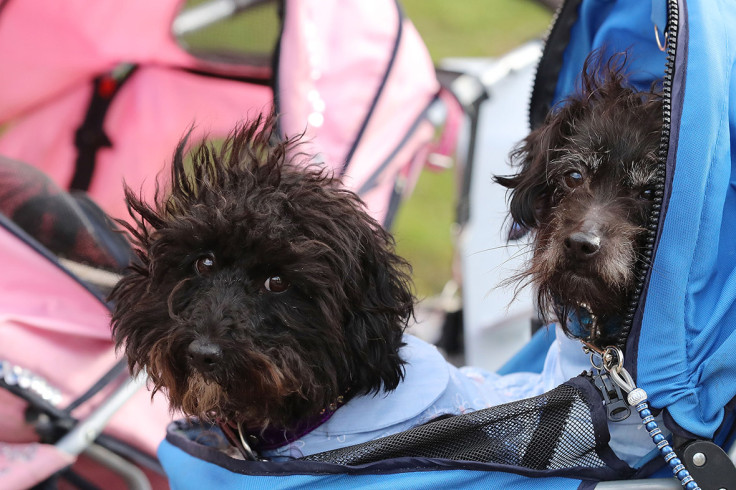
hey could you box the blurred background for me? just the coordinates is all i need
[178,0,554,299]
[393,0,552,299]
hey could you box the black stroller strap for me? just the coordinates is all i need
[64,358,129,414]
[340,0,403,175]
[71,63,138,192]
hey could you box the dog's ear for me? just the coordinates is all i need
[338,205,414,395]
[494,111,571,238]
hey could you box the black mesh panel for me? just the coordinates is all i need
[303,383,606,471]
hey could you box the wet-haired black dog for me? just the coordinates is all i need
[495,55,662,344]
[109,114,413,445]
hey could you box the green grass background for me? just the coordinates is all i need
[393,0,551,298]
[182,0,553,298]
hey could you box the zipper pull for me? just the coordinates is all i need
[592,370,632,422]
[584,342,632,421]
[582,342,702,489]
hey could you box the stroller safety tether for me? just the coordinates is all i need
[583,343,701,489]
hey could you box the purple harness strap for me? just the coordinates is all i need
[218,391,352,459]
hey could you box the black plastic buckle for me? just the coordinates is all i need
[592,371,631,422]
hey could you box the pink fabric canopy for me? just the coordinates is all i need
[0,0,441,224]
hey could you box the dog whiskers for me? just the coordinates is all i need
[468,242,532,258]
[483,247,534,277]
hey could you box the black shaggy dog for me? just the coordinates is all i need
[495,54,662,345]
[109,114,413,444]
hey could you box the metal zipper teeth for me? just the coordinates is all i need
[616,0,679,350]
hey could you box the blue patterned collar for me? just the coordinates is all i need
[567,304,619,342]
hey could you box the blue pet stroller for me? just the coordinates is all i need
[159,0,736,488]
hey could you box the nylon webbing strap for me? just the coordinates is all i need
[64,359,129,414]
[71,63,137,191]
[520,390,575,469]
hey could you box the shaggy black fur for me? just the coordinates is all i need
[109,114,413,431]
[495,53,662,344]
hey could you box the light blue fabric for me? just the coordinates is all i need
[554,0,736,439]
[496,327,556,375]
[258,330,656,465]
[158,439,584,490]
[266,332,654,463]
[263,334,553,459]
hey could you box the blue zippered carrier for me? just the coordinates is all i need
[159,1,736,487]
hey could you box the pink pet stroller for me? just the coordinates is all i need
[0,0,460,488]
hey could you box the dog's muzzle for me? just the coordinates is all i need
[564,230,601,260]
[186,338,223,374]
[563,216,604,262]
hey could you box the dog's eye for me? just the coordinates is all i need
[194,254,216,276]
[563,171,584,189]
[638,187,655,200]
[264,275,290,293]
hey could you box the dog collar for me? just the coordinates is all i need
[568,303,620,343]
[569,303,599,339]
[218,390,353,459]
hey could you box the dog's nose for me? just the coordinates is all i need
[186,338,223,372]
[565,231,601,259]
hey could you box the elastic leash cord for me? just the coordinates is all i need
[582,341,701,489]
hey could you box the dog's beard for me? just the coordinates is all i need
[521,211,644,333]
[139,328,341,430]
[181,371,228,422]
[534,229,637,295]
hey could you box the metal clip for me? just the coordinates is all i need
[654,24,668,52]
[237,421,261,461]
[584,343,634,421]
